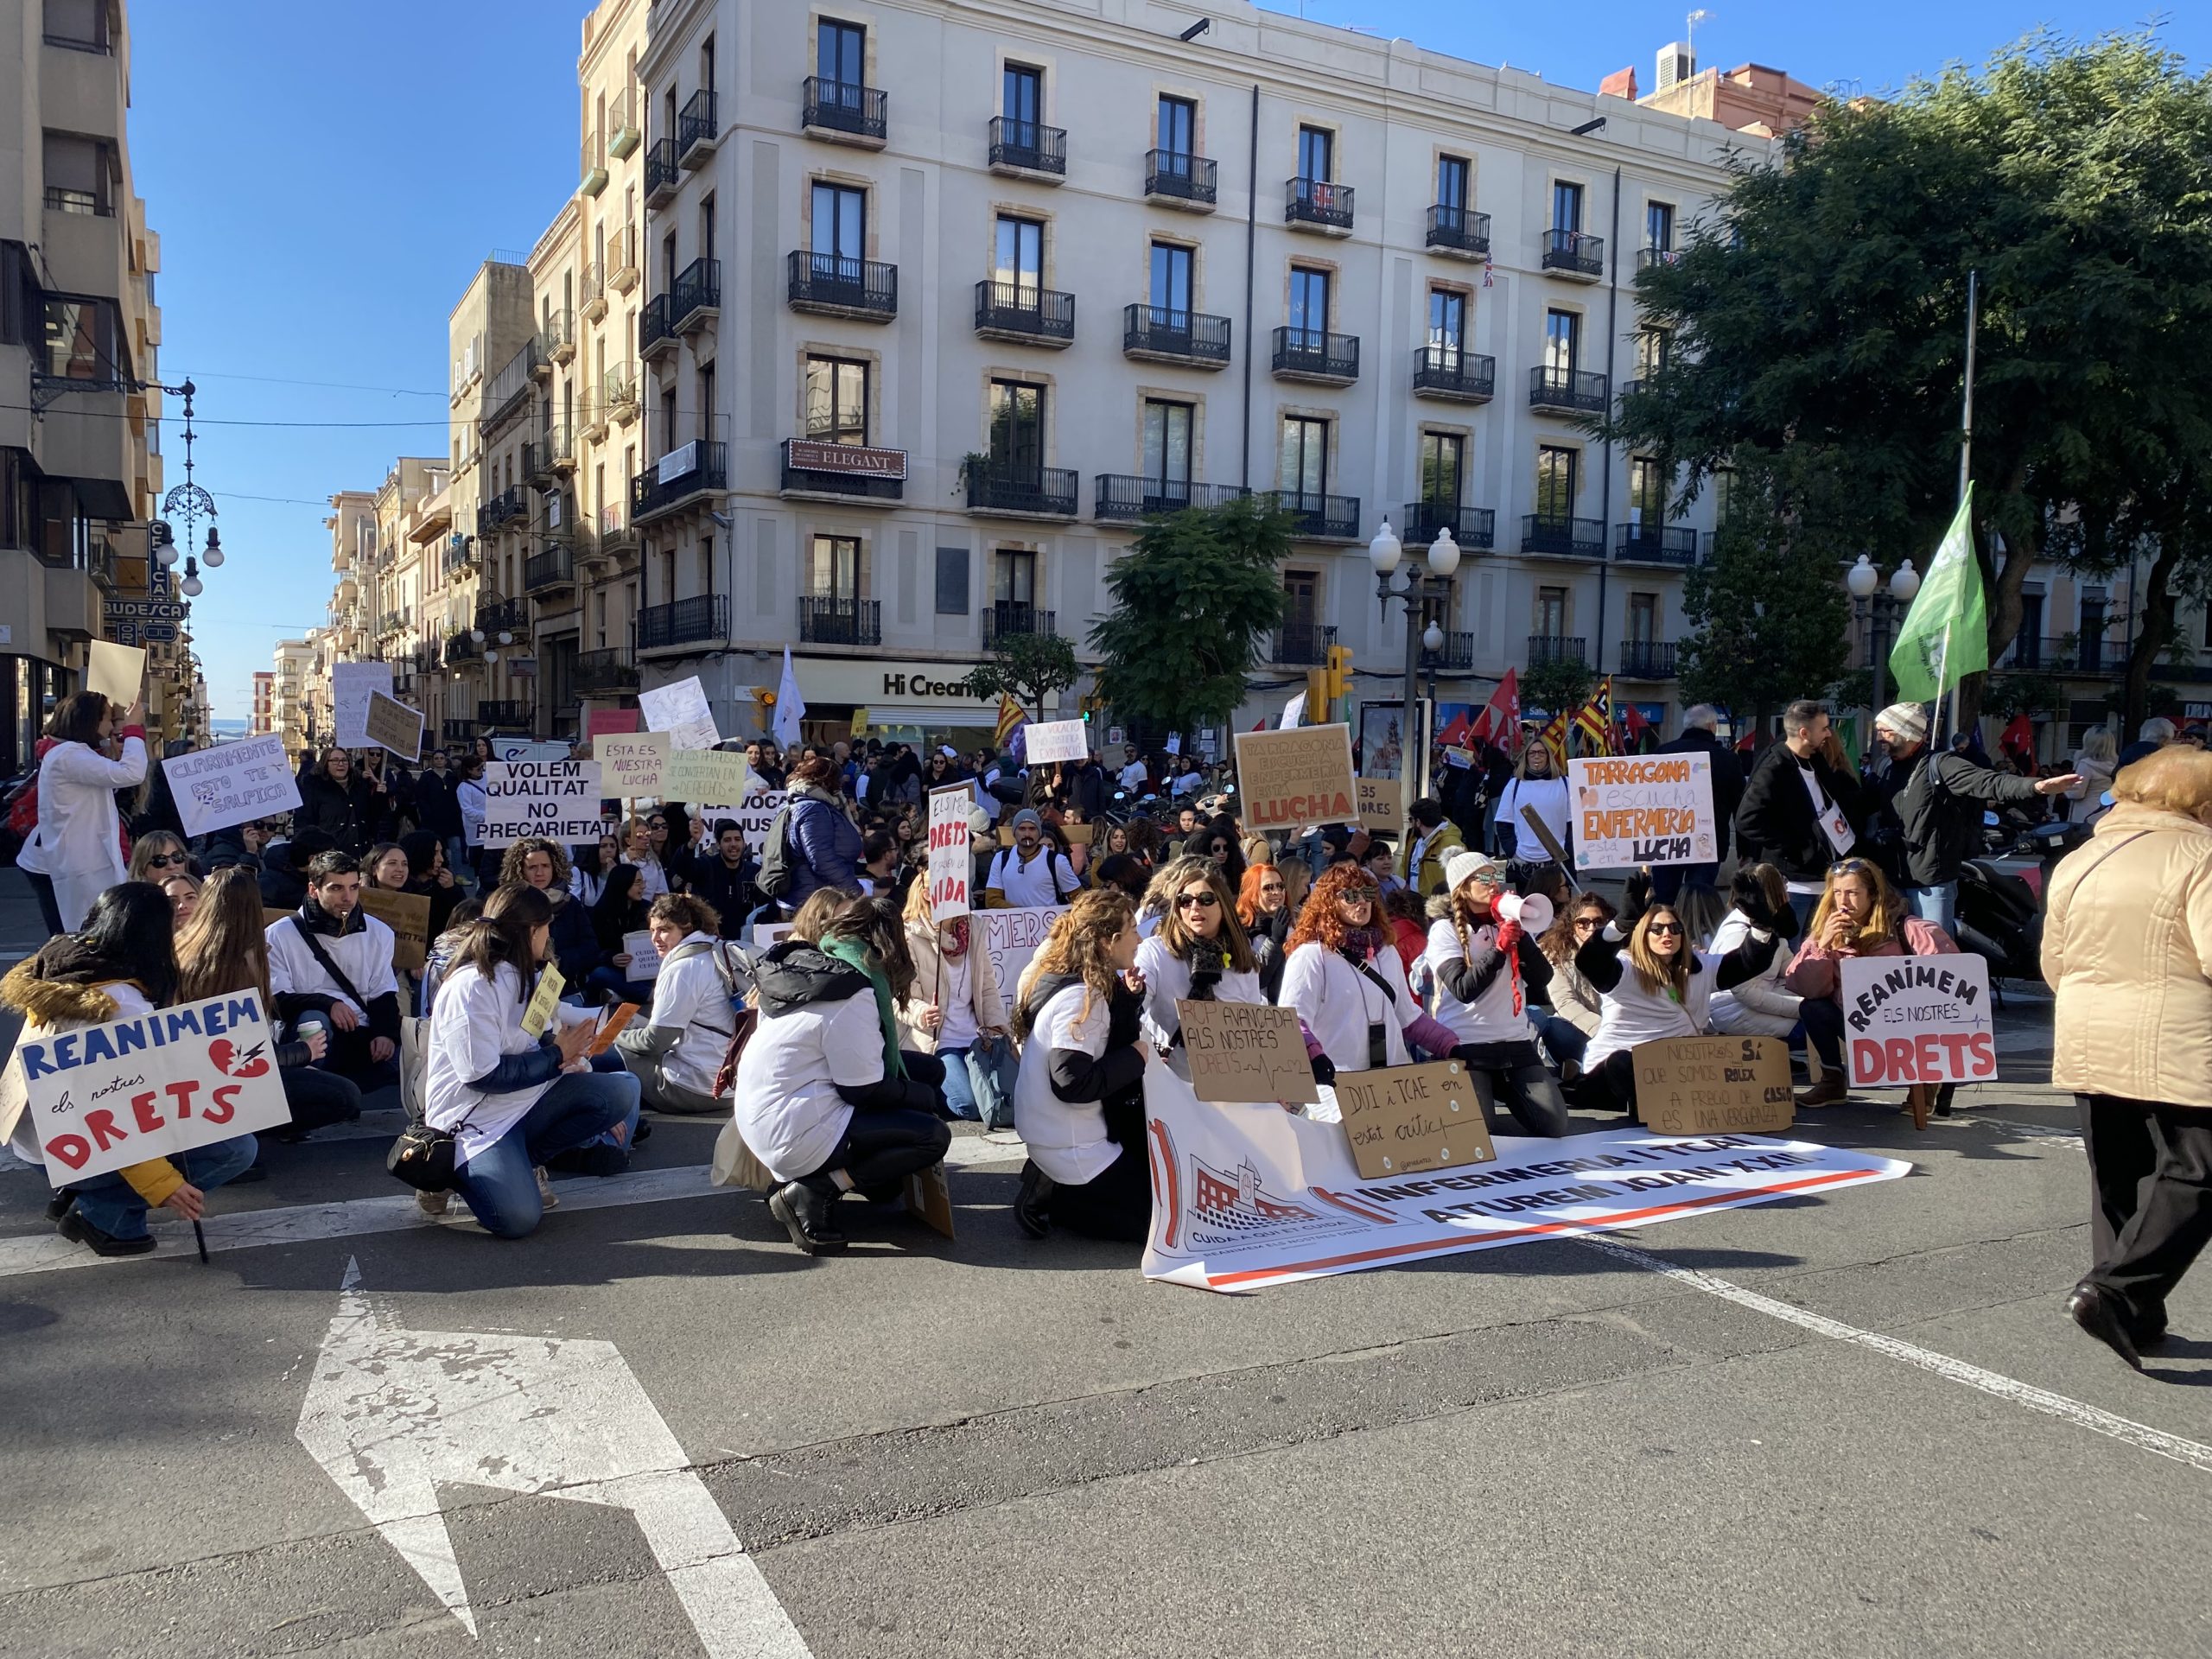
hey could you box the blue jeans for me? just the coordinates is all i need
[1531,1011,1588,1069]
[453,1070,641,1239]
[938,1045,980,1121]
[72,1135,260,1243]
[1905,880,1958,937]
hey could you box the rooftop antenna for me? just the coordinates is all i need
[1686,9,1711,67]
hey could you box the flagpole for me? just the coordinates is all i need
[1952,270,1978,741]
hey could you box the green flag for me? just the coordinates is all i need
[1890,486,1988,702]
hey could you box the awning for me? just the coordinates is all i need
[69,476,134,521]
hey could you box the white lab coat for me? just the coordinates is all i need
[18,735,147,930]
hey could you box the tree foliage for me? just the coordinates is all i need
[1517,655,1595,722]
[1611,29,2212,733]
[1090,496,1294,731]
[965,629,1080,724]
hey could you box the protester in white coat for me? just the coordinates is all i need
[1278,863,1460,1084]
[614,894,737,1114]
[1705,862,1804,1041]
[18,690,147,931]
[1132,856,1263,1080]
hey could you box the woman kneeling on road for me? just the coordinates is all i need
[614,893,735,1115]
[0,883,259,1256]
[1011,889,1153,1243]
[734,893,951,1255]
[1279,863,1460,1085]
[1134,855,1264,1080]
[423,884,642,1238]
[1426,850,1571,1138]
[895,877,1012,1126]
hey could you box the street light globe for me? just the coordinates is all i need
[1367,518,1402,575]
[201,546,224,568]
[1422,621,1445,652]
[498,631,513,646]
[1426,527,1460,577]
[181,574,203,596]
[484,649,500,664]
[1890,560,1921,603]
[155,543,179,569]
[1846,553,1878,599]
[471,629,486,644]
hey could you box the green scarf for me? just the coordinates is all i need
[820,936,907,1080]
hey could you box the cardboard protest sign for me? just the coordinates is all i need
[639,675,719,751]
[1177,1001,1319,1105]
[903,1161,957,1240]
[1356,777,1402,834]
[622,929,663,980]
[363,691,423,763]
[88,639,146,704]
[1332,1060,1495,1179]
[16,990,294,1187]
[594,729,669,797]
[1233,722,1357,830]
[1631,1035,1794,1136]
[355,888,431,975]
[520,966,565,1039]
[166,734,303,838]
[1840,954,1997,1087]
[978,906,1064,1001]
[587,708,641,741]
[926,786,971,920]
[480,760,604,846]
[661,747,752,805]
[1140,1068,1911,1293]
[1023,718,1088,765]
[332,662,394,748]
[1568,754,1718,871]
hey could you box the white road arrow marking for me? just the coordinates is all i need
[295,1258,810,1656]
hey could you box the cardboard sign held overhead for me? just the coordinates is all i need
[1233,722,1357,831]
[1356,777,1402,835]
[638,675,719,752]
[1023,718,1089,765]
[1840,954,1997,1087]
[594,728,669,796]
[1569,755,1718,871]
[362,691,423,763]
[355,887,431,975]
[1177,1001,1320,1105]
[87,639,146,705]
[926,785,971,921]
[1333,1059,1495,1180]
[1631,1035,1795,1136]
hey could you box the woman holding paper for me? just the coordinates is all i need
[1133,857,1263,1081]
[423,884,640,1238]
[1277,864,1460,1085]
[0,882,258,1257]
[17,690,148,932]
[615,894,735,1114]
[1782,857,1957,1109]
[588,863,658,1006]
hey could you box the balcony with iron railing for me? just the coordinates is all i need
[678,89,719,165]
[444,633,482,666]
[1412,345,1495,402]
[786,250,899,319]
[802,76,887,145]
[579,261,607,322]
[1541,227,1605,278]
[525,423,575,484]
[1273,623,1338,666]
[1271,326,1359,385]
[443,718,480,741]
[975,281,1075,346]
[798,594,882,646]
[1286,176,1354,232]
[982,603,1056,648]
[1520,515,1606,559]
[479,699,530,729]
[672,257,721,332]
[607,223,640,291]
[479,488,526,532]
[602,360,639,422]
[1614,523,1699,565]
[486,340,539,428]
[1528,634,1588,666]
[1267,491,1362,540]
[537,308,575,366]
[1122,304,1230,366]
[1993,636,2126,678]
[639,292,677,359]
[598,500,639,555]
[607,87,640,158]
[965,462,1079,520]
[1144,149,1217,209]
[1618,639,1679,678]
[644,137,680,206]
[442,537,478,577]
[1425,203,1491,257]
[988,116,1066,177]
[575,646,639,694]
[1426,632,1478,673]
[477,597,531,636]
[638,593,728,652]
[632,440,728,522]
[1637,246,1686,272]
[1402,500,1497,550]
[1529,365,1610,414]
[524,542,576,594]
[1094,476,1249,521]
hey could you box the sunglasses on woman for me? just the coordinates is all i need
[1828,858,1874,877]
[146,851,188,868]
[1647,921,1684,936]
[1175,892,1219,910]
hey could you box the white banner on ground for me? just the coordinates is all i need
[979,906,1064,1001]
[332,662,393,749]
[480,760,605,846]
[1022,718,1088,765]
[1139,1065,1910,1293]
[1840,954,1997,1087]
[639,676,720,752]
[166,734,303,837]
[1568,754,1718,871]
[17,991,294,1186]
[927,786,971,920]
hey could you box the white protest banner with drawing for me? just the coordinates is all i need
[1139,1066,1910,1294]
[166,734,303,838]
[480,760,606,846]
[926,786,971,921]
[332,662,394,749]
[15,991,294,1187]
[1840,954,1998,1088]
[1568,754,1718,871]
[639,675,720,752]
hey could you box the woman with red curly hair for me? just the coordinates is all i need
[1278,863,1459,1085]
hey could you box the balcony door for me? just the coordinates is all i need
[1535,586,1567,641]
[1536,444,1578,524]
[1629,457,1664,529]
[1646,200,1675,253]
[988,380,1046,480]
[1428,287,1465,366]
[811,182,866,282]
[1003,63,1042,127]
[804,354,868,445]
[1280,415,1329,501]
[1288,267,1330,350]
[1437,154,1469,214]
[1544,309,1580,375]
[1298,124,1333,183]
[1157,95,1195,164]
[994,548,1037,635]
[1553,180,1585,234]
[1149,242,1192,324]
[1627,592,1657,645]
[995,215,1044,308]
[1141,398,1192,506]
[1419,431,1464,509]
[1283,571,1320,661]
[818,18,864,85]
[810,533,860,601]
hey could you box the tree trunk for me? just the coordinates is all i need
[2123,533,2183,735]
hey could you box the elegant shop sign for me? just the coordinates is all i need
[785,441,908,480]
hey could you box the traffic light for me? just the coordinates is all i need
[1306,666,1329,715]
[751,687,777,730]
[1325,644,1354,704]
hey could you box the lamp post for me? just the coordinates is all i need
[1847,553,1923,726]
[1371,517,1461,810]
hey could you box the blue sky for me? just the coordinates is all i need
[129,0,2208,718]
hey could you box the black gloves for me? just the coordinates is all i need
[1621,870,1652,930]
[1310,1051,1337,1087]
[1729,868,1774,931]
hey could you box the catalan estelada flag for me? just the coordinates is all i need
[994,694,1027,750]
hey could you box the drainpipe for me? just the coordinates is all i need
[1597,163,1620,677]
[1241,82,1260,489]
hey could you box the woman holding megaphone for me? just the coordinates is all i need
[1426,852,1572,1138]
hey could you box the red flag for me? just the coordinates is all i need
[1470,670,1520,752]
[1436,707,1475,748]
[1622,702,1654,747]
[2000,714,2033,758]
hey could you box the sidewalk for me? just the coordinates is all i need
[0,869,48,963]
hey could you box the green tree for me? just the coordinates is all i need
[1610,29,2212,734]
[1517,656,1595,723]
[1089,496,1294,731]
[965,628,1080,725]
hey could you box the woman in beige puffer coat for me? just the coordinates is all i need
[2041,745,2212,1370]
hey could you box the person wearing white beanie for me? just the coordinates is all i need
[1425,851,1571,1137]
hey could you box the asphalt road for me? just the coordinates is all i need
[1,882,2207,1659]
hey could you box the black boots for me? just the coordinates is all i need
[1014,1160,1055,1239]
[768,1180,849,1255]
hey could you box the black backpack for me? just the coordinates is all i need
[755,802,800,900]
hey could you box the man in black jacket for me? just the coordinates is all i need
[666,816,763,938]
[413,748,465,884]
[1733,699,1866,933]
[1871,701,2076,935]
[1652,704,1745,904]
